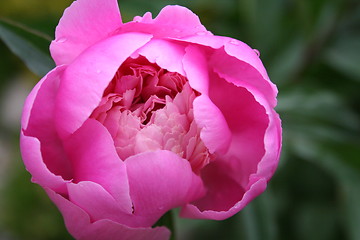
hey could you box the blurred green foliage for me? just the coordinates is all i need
[0,0,359,239]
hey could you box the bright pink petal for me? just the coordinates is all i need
[193,95,231,154]
[190,161,245,212]
[67,181,170,228]
[153,5,208,35]
[210,47,277,107]
[207,40,281,183]
[67,181,130,220]
[21,66,55,130]
[184,35,273,89]
[46,188,170,240]
[210,61,282,183]
[50,0,122,65]
[180,177,267,220]
[224,39,275,94]
[135,39,186,75]
[182,45,209,94]
[125,150,205,225]
[256,109,282,180]
[181,71,277,218]
[55,33,152,139]
[179,35,277,106]
[79,220,170,240]
[116,5,211,39]
[20,133,66,194]
[21,66,72,183]
[65,118,132,211]
[207,72,268,189]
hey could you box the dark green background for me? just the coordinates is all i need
[1,0,359,239]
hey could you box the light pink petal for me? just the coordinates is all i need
[116,5,211,39]
[193,95,231,154]
[136,39,186,75]
[46,188,170,240]
[21,66,72,183]
[50,0,122,65]
[65,118,132,211]
[55,33,152,139]
[125,150,205,225]
[20,133,66,194]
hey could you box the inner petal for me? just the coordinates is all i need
[90,56,212,173]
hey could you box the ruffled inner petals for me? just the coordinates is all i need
[90,57,212,174]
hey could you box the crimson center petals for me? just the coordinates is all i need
[90,56,212,173]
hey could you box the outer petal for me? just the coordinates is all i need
[181,45,281,219]
[180,35,277,106]
[55,33,152,139]
[50,0,122,65]
[21,66,60,130]
[79,220,170,240]
[46,188,170,240]
[180,176,267,220]
[193,95,231,154]
[67,182,131,223]
[211,67,282,183]
[190,160,246,212]
[20,133,66,194]
[135,39,186,75]
[210,47,277,107]
[255,109,282,180]
[21,66,70,192]
[116,5,212,39]
[182,74,268,218]
[152,5,208,35]
[125,150,205,225]
[182,45,209,94]
[64,119,132,210]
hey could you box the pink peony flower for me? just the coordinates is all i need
[20,0,282,239]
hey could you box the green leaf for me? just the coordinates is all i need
[306,144,360,240]
[0,20,54,77]
[267,39,306,86]
[324,33,360,82]
[237,190,278,240]
[276,89,360,137]
[279,87,360,240]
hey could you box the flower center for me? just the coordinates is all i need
[90,57,212,173]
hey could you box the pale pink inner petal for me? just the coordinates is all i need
[90,57,212,174]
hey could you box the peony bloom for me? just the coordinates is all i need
[20,0,282,239]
